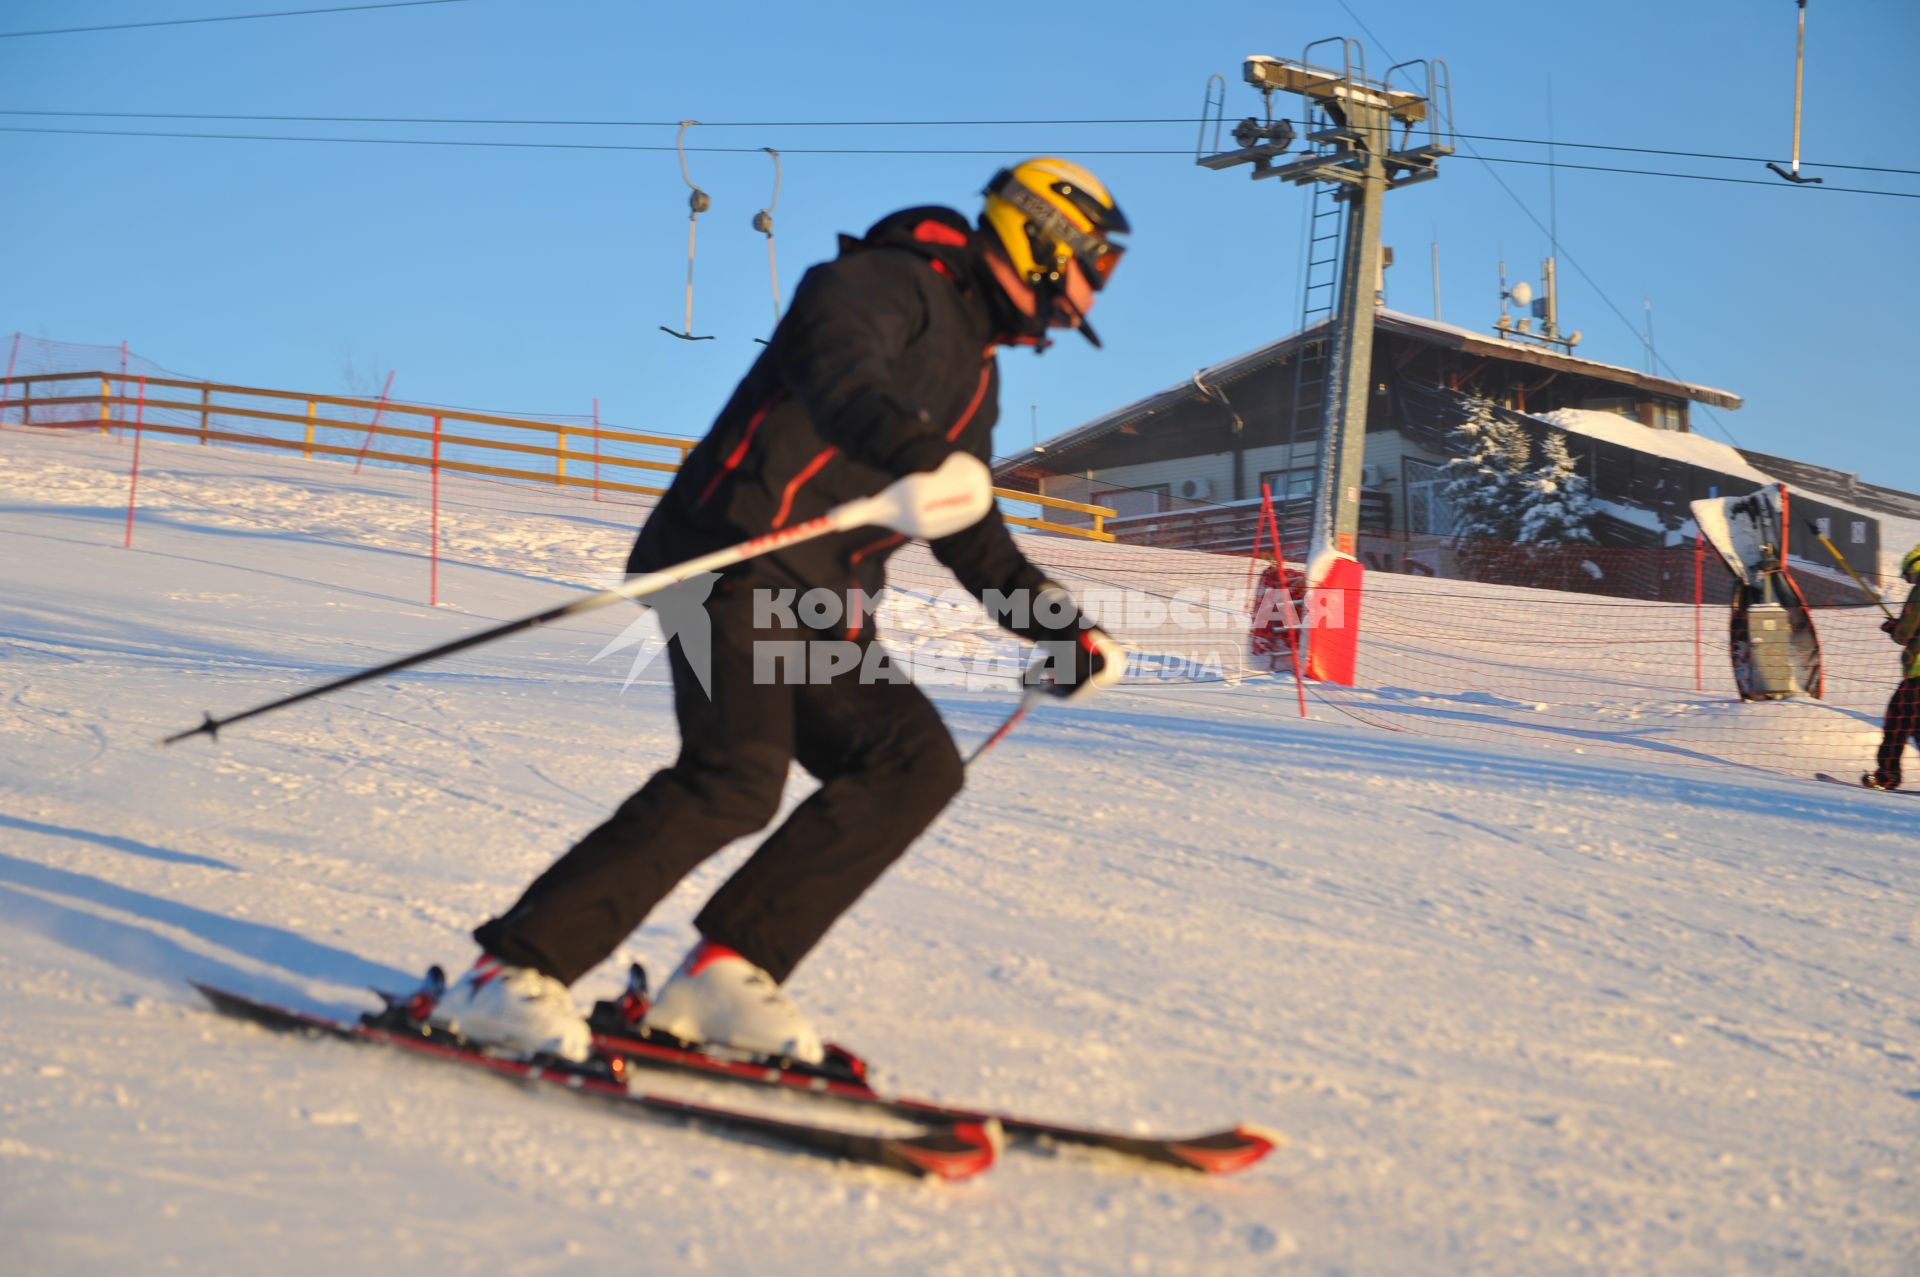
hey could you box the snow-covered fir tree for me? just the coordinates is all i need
[1441,395,1531,579]
[1517,430,1597,547]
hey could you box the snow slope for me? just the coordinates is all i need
[1,428,1915,1276]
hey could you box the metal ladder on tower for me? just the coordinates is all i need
[1281,103,1347,551]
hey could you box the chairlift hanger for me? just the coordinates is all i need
[661,120,717,340]
[1767,0,1824,185]
[752,147,781,346]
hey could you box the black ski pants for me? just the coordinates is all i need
[1873,676,1920,787]
[474,581,965,986]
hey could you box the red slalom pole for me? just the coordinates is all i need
[430,412,442,606]
[352,370,397,475]
[1262,483,1309,719]
[123,376,147,548]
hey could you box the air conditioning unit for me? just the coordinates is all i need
[1175,477,1214,501]
[1359,464,1383,488]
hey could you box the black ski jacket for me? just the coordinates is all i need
[629,206,1051,633]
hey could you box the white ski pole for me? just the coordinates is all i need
[164,455,994,745]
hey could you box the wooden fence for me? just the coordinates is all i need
[0,371,1115,540]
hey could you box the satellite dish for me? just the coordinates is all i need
[1509,280,1534,307]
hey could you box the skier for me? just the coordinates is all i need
[428,159,1131,1061]
[1864,544,1920,790]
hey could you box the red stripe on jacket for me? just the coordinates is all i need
[946,361,993,442]
[771,446,839,529]
[697,393,783,507]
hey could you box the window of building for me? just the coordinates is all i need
[1403,459,1456,536]
[1256,468,1316,501]
[1092,484,1168,519]
[1579,397,1637,419]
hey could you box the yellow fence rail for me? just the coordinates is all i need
[0,371,1113,540]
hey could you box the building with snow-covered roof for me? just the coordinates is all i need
[996,308,1905,602]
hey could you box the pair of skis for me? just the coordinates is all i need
[192,982,992,1179]
[191,975,1279,1183]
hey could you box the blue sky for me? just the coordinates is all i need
[5,0,1917,493]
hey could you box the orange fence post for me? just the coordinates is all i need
[305,400,316,458]
[591,398,603,502]
[556,426,567,486]
[99,376,111,434]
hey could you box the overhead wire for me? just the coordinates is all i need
[3,121,1910,212]
[1,107,1915,178]
[3,84,1907,438]
[0,0,473,39]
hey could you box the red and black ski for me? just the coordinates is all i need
[584,970,1279,1176]
[190,982,998,1181]
[1814,772,1917,796]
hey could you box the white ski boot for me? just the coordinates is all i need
[428,955,593,1063]
[642,940,824,1065]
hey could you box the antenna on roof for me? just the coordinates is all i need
[1493,258,1579,352]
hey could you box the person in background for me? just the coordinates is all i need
[1864,544,1920,790]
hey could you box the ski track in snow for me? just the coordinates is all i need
[0,429,1915,1276]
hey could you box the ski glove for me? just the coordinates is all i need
[1024,625,1126,701]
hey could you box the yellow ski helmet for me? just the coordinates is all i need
[981,158,1130,295]
[1902,543,1920,582]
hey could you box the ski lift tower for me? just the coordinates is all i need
[1199,41,1453,561]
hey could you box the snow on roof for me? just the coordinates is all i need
[1373,310,1742,408]
[1540,409,1918,581]
[1531,409,1775,483]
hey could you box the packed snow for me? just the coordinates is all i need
[1,426,1914,1276]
